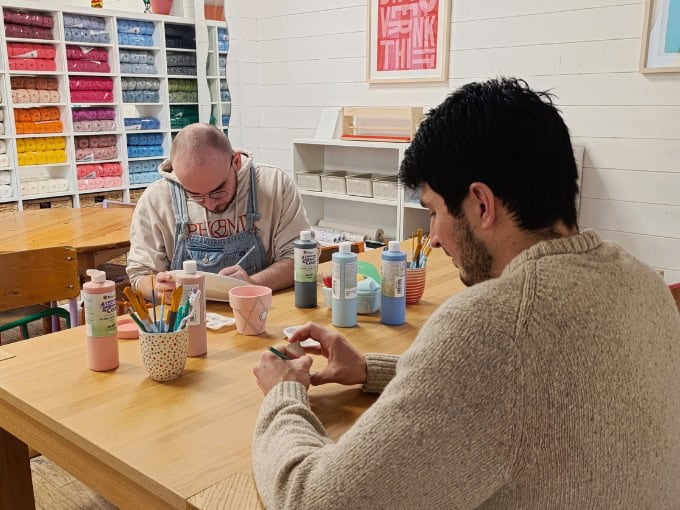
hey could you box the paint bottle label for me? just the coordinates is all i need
[84,291,117,337]
[181,284,200,326]
[333,261,357,300]
[294,247,317,283]
[382,260,405,298]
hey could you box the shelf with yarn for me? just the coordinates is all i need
[0,1,230,210]
[206,23,230,134]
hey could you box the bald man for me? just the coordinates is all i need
[127,123,311,300]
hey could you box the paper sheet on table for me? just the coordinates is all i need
[170,270,246,302]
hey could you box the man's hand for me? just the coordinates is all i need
[218,264,253,283]
[253,350,313,395]
[287,322,367,386]
[154,271,176,304]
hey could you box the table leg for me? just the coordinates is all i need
[0,427,36,509]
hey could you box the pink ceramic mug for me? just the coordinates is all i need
[228,285,273,335]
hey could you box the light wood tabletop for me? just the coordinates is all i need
[0,208,134,273]
[0,245,463,510]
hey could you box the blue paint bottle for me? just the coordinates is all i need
[331,242,357,327]
[380,241,406,325]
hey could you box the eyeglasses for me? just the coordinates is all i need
[185,185,230,203]
[185,154,237,203]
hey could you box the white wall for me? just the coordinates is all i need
[224,0,680,282]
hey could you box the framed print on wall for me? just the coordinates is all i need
[366,0,451,83]
[640,0,680,73]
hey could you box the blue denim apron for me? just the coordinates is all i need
[169,162,268,274]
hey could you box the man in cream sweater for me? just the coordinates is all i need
[251,78,680,509]
[126,124,310,300]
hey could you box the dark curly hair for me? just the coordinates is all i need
[399,77,579,230]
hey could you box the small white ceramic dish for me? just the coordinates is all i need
[283,326,321,348]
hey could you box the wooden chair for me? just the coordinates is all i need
[318,241,365,264]
[0,246,80,340]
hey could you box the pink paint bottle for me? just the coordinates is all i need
[83,269,119,371]
[174,260,207,356]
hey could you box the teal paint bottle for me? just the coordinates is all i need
[331,242,357,327]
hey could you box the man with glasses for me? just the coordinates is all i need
[127,123,311,300]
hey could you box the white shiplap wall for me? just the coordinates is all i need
[224,0,680,282]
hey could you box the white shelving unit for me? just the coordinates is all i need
[293,138,431,242]
[0,1,230,212]
[293,139,586,243]
[206,21,230,134]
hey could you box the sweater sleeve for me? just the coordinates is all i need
[252,294,520,510]
[362,353,398,394]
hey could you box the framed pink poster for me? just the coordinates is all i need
[366,0,451,83]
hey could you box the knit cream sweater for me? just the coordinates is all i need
[252,230,680,509]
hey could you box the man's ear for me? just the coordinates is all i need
[468,182,496,229]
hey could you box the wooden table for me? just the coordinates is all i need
[0,208,134,326]
[0,246,462,510]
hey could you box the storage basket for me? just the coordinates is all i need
[295,170,322,192]
[372,175,398,201]
[80,190,124,208]
[345,173,373,197]
[0,202,18,213]
[129,188,145,202]
[321,171,347,194]
[23,196,72,210]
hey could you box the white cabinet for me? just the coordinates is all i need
[293,138,431,243]
[0,1,230,211]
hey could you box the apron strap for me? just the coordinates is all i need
[245,160,260,230]
[169,180,189,270]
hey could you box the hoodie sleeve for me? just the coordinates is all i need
[126,180,178,288]
[270,168,311,261]
[252,163,311,262]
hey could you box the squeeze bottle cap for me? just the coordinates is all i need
[300,230,312,241]
[86,268,106,283]
[183,260,197,274]
[339,241,351,253]
[388,241,401,252]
